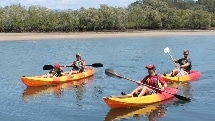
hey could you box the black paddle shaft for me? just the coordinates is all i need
[43,63,103,70]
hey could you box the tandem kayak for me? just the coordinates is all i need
[103,87,178,108]
[22,76,94,101]
[21,68,95,86]
[161,70,201,82]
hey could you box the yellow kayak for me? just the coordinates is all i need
[21,68,95,86]
[22,76,94,100]
[161,70,201,82]
[103,87,177,108]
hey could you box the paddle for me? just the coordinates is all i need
[43,63,103,70]
[164,47,184,76]
[105,69,191,101]
[164,47,177,65]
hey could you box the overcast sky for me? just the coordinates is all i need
[0,0,137,10]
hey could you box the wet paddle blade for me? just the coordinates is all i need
[90,63,103,67]
[43,65,54,70]
[105,69,122,79]
[174,94,191,101]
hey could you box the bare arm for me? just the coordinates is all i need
[174,59,179,63]
[65,61,75,67]
[180,62,190,68]
[81,60,86,68]
[158,75,167,91]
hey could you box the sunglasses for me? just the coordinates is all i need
[148,68,154,70]
[184,54,189,55]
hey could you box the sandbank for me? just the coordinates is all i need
[0,30,214,41]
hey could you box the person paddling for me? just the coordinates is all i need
[64,53,86,75]
[122,64,167,97]
[166,50,192,77]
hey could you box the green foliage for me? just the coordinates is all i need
[197,0,215,13]
[188,10,211,29]
[0,0,214,32]
[212,13,215,27]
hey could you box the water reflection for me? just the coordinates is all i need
[165,82,192,107]
[104,104,167,121]
[22,76,94,101]
[168,82,191,98]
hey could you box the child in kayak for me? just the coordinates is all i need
[42,64,64,78]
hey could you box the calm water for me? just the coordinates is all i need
[0,35,215,121]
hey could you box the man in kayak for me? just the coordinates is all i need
[167,50,192,77]
[123,64,167,97]
[64,53,86,75]
[42,64,64,78]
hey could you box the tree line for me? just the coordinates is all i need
[0,0,214,32]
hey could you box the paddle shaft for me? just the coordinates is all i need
[118,75,160,90]
[117,74,174,95]
[166,50,184,76]
[64,65,89,67]
[43,63,103,70]
[167,53,177,66]
[105,69,165,92]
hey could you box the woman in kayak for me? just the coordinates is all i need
[64,53,86,75]
[123,64,167,97]
[42,64,64,78]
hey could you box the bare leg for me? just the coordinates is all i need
[41,75,46,78]
[167,68,178,76]
[46,74,53,78]
[63,71,69,76]
[42,73,48,78]
[128,86,143,96]
[176,70,188,76]
[138,86,150,97]
[68,71,73,76]
[68,70,79,76]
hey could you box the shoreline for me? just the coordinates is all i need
[0,30,215,41]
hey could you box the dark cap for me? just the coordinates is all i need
[76,53,81,57]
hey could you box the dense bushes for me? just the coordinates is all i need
[0,0,214,32]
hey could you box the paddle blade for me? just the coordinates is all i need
[164,47,170,53]
[43,65,54,70]
[90,63,103,67]
[174,94,191,101]
[105,69,122,79]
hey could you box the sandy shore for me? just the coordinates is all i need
[0,30,215,41]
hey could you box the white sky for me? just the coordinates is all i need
[0,0,137,10]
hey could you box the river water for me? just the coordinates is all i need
[0,35,215,121]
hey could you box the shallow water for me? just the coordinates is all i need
[0,35,215,121]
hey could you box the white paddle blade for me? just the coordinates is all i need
[164,47,170,53]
